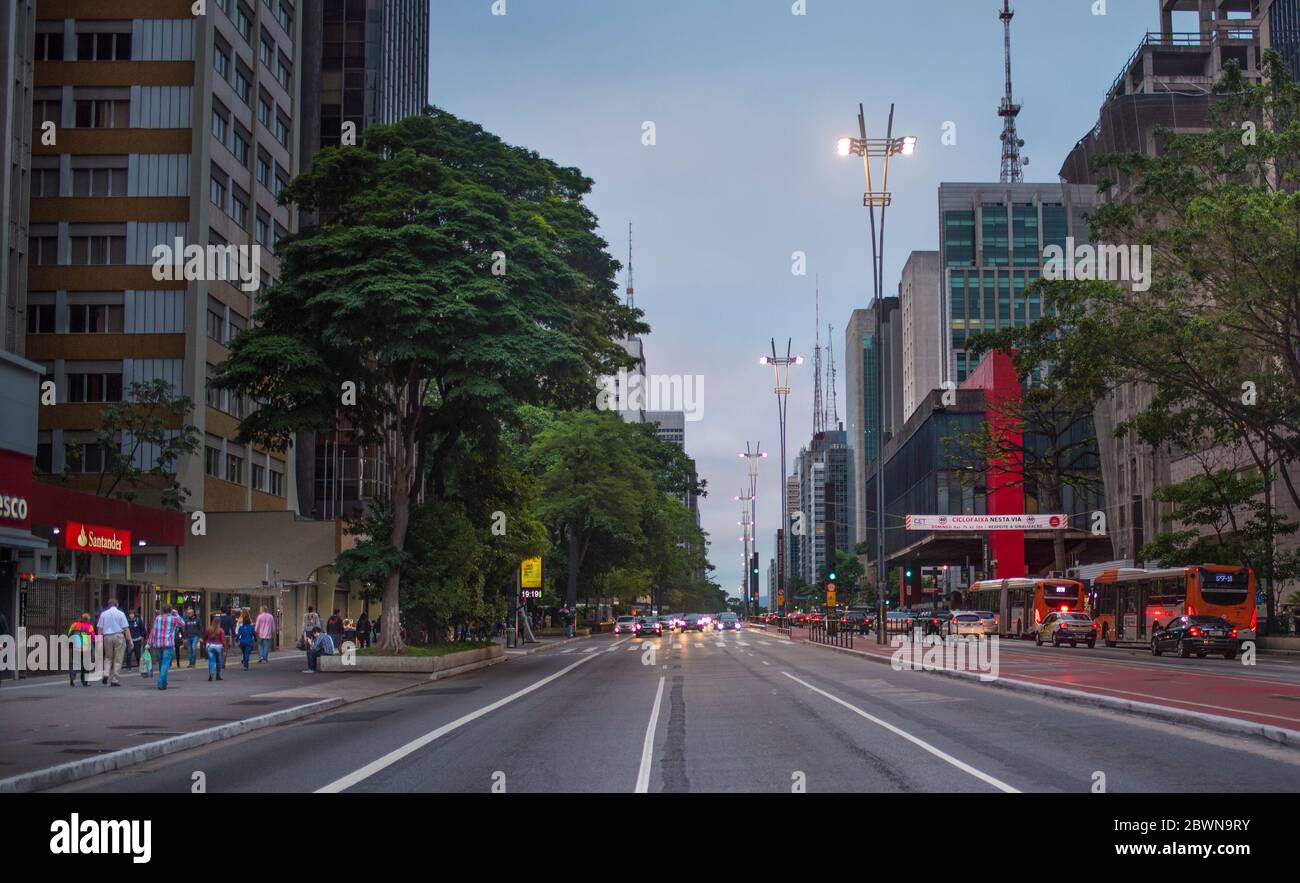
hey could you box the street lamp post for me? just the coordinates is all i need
[737,490,754,617]
[761,342,803,617]
[837,103,915,644]
[739,443,766,618]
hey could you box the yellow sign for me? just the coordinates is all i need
[521,557,543,589]
[826,584,837,607]
[777,592,785,606]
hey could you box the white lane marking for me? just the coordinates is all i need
[605,637,632,653]
[635,675,666,794]
[561,649,576,654]
[758,641,772,647]
[762,660,770,666]
[628,644,640,651]
[317,652,602,793]
[582,647,598,653]
[737,641,751,647]
[782,672,1020,794]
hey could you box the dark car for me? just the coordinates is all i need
[681,613,706,631]
[838,609,870,634]
[1151,615,1240,659]
[714,612,740,631]
[915,609,953,636]
[638,616,664,637]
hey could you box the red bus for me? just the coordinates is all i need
[1089,565,1256,647]
[966,578,1087,638]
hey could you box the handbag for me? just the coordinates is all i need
[139,647,153,675]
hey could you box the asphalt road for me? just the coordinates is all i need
[61,629,1300,794]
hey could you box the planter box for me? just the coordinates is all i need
[318,643,503,674]
[1257,636,1300,653]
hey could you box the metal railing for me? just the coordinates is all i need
[808,620,854,649]
[1105,27,1260,103]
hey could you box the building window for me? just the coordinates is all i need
[251,462,265,491]
[205,364,222,409]
[231,187,249,227]
[65,443,106,473]
[205,444,223,478]
[258,96,273,129]
[207,308,225,342]
[35,32,64,61]
[269,466,285,497]
[32,167,61,197]
[26,303,55,334]
[29,235,58,265]
[274,114,289,147]
[981,204,1010,268]
[35,98,61,129]
[74,99,128,128]
[274,165,289,198]
[226,452,244,484]
[232,128,251,167]
[212,104,230,145]
[66,372,123,403]
[234,65,251,104]
[255,153,270,186]
[276,2,293,32]
[72,164,128,197]
[255,214,269,248]
[235,4,253,41]
[77,31,132,61]
[214,43,231,81]
[260,34,273,67]
[943,211,975,268]
[69,303,125,333]
[210,172,227,210]
[69,232,126,265]
[276,56,292,90]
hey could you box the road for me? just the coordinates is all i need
[59,629,1300,794]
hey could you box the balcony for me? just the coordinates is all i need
[1105,24,1261,105]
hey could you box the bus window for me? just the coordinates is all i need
[1199,570,1248,606]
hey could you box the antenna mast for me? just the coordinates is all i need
[626,221,635,308]
[827,324,839,429]
[812,277,825,436]
[998,1,1027,183]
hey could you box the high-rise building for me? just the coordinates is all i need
[1264,0,1300,78]
[844,300,901,546]
[1,1,34,356]
[794,429,854,586]
[939,182,1095,386]
[294,0,429,520]
[300,0,429,152]
[898,250,942,424]
[1060,1,1262,565]
[27,2,304,515]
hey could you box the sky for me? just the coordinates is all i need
[428,0,1160,598]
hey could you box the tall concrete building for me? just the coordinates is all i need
[898,250,942,424]
[27,0,304,515]
[2,1,35,356]
[844,300,901,547]
[938,182,1095,386]
[794,429,854,587]
[1060,0,1263,564]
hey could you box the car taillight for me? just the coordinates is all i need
[1186,605,1196,616]
[1189,627,1201,637]
[1250,608,1257,631]
[1091,623,1098,630]
[1230,628,1238,638]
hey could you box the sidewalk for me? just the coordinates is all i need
[0,650,431,792]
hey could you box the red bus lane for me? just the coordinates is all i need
[797,630,1300,732]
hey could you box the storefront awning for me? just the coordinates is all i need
[0,524,48,551]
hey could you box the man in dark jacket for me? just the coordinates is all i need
[327,609,344,644]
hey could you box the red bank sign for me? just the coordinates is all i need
[64,520,131,556]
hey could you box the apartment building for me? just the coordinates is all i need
[2,1,35,356]
[27,0,303,516]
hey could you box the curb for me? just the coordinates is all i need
[800,638,1300,750]
[429,654,507,679]
[501,636,590,657]
[0,697,345,794]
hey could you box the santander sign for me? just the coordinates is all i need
[64,520,131,556]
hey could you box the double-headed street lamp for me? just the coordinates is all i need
[760,341,802,617]
[739,444,766,617]
[837,102,916,643]
[736,489,755,616]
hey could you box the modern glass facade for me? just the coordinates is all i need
[940,185,1093,384]
[1270,0,1300,81]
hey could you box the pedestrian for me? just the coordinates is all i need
[67,613,96,687]
[561,605,574,639]
[219,605,235,652]
[255,606,276,663]
[95,599,129,687]
[356,611,370,649]
[204,615,226,681]
[302,605,323,647]
[236,613,256,670]
[124,608,145,671]
[147,604,184,690]
[327,609,344,645]
[303,627,335,673]
[183,607,201,667]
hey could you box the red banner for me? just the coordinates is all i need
[64,520,131,556]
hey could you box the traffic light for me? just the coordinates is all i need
[828,570,836,582]
[905,565,913,579]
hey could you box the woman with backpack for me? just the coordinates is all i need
[67,613,96,687]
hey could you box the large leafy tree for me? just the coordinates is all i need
[214,108,642,651]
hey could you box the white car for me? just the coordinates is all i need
[613,615,638,635]
[950,610,998,636]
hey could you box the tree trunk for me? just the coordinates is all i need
[378,440,413,653]
[1049,482,1066,576]
[566,518,581,608]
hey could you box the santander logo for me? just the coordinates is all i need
[66,521,129,555]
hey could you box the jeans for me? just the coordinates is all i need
[258,637,271,662]
[240,644,252,667]
[186,636,198,666]
[207,644,222,678]
[154,646,175,688]
[306,647,332,671]
[566,622,574,638]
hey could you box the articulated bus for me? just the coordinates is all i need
[1089,565,1256,647]
[966,578,1087,638]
